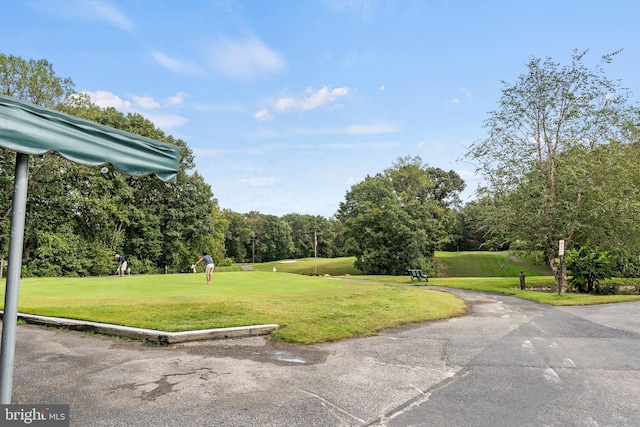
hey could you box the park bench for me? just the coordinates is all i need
[408,269,429,282]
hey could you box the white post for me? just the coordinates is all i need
[314,231,317,275]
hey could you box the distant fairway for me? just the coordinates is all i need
[245,257,362,276]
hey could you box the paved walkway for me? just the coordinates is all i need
[6,288,640,426]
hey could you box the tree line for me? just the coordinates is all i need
[223,155,466,275]
[0,54,222,276]
[2,51,639,294]
[0,53,469,277]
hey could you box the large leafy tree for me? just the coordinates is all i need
[466,50,635,292]
[570,141,640,274]
[223,209,252,263]
[450,192,512,252]
[243,212,294,263]
[1,53,78,270]
[282,213,337,259]
[2,54,226,275]
[0,53,74,107]
[336,156,463,275]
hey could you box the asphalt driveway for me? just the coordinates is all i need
[6,288,640,426]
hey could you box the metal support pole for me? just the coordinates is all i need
[0,152,30,403]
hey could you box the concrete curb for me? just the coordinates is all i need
[3,311,278,345]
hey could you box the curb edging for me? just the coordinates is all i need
[3,311,278,345]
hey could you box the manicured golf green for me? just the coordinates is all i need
[1,272,468,344]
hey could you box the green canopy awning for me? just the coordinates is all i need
[0,94,180,182]
[0,94,182,403]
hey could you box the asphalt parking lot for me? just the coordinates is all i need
[6,288,640,426]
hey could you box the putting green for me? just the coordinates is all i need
[2,272,469,343]
[9,272,341,299]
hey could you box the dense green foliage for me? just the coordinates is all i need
[465,50,639,293]
[0,53,74,108]
[1,55,223,276]
[566,247,614,294]
[336,156,464,275]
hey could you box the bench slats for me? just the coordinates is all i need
[407,269,429,282]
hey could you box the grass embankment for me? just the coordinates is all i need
[249,252,545,277]
[435,251,545,277]
[3,271,467,344]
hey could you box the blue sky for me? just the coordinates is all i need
[2,0,639,217]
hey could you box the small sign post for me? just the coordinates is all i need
[557,240,566,294]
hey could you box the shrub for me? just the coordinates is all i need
[566,247,614,294]
[127,258,156,274]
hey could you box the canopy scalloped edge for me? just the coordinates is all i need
[0,94,180,183]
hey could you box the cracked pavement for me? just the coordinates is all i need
[7,288,640,426]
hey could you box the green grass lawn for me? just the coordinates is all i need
[435,251,548,277]
[1,272,467,344]
[3,253,638,345]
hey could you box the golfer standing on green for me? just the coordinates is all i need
[193,252,214,284]
[114,253,127,277]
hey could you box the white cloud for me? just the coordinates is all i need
[84,90,132,110]
[141,112,187,130]
[85,0,134,31]
[152,51,203,75]
[83,90,187,131]
[206,36,286,80]
[290,121,401,135]
[253,108,273,122]
[274,86,349,113]
[131,95,160,110]
[450,87,473,104]
[379,85,385,91]
[165,92,187,106]
[32,0,135,31]
[240,177,280,187]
